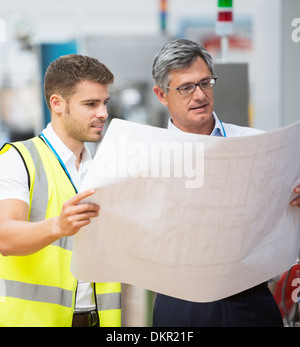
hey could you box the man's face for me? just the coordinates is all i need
[154,57,215,135]
[61,80,110,143]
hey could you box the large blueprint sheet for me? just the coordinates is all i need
[71,119,300,302]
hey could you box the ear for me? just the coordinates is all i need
[153,86,168,107]
[49,94,66,114]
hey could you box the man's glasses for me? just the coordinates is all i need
[165,77,217,95]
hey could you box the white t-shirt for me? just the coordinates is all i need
[0,123,95,312]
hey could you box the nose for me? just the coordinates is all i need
[96,104,109,120]
[193,84,206,99]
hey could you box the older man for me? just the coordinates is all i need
[152,38,300,327]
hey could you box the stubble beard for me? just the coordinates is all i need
[64,105,103,144]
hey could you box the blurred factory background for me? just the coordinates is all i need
[0,0,299,326]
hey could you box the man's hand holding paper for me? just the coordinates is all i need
[71,118,300,303]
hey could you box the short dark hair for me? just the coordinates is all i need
[44,54,114,110]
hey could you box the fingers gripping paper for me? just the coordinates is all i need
[71,119,300,302]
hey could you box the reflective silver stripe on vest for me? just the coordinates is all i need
[21,139,48,223]
[4,279,73,308]
[52,237,73,251]
[96,292,121,311]
[20,138,73,251]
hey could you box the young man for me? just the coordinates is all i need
[152,38,300,327]
[0,54,121,327]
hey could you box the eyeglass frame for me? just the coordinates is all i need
[164,77,218,95]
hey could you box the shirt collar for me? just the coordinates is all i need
[167,112,226,137]
[211,113,226,137]
[42,123,92,167]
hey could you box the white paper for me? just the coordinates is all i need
[71,119,300,302]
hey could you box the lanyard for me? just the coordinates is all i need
[219,120,227,138]
[40,133,78,193]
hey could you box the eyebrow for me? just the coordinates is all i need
[179,76,212,86]
[80,97,110,104]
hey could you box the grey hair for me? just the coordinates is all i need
[152,39,215,92]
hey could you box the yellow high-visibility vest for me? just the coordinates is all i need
[0,136,121,327]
